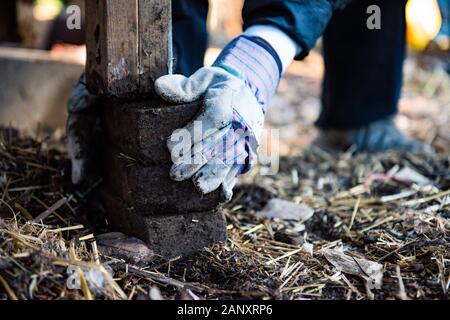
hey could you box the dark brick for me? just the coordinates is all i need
[102,97,202,164]
[102,191,227,258]
[104,147,223,215]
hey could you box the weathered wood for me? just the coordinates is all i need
[85,0,172,98]
[138,0,173,90]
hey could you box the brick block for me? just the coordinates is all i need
[102,191,227,258]
[104,148,223,215]
[102,98,202,164]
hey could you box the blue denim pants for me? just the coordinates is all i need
[173,0,409,129]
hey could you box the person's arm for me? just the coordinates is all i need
[243,0,351,59]
[155,0,352,200]
[155,33,284,201]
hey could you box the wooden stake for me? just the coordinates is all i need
[85,0,172,98]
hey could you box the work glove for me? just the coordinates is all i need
[155,35,283,201]
[66,73,102,185]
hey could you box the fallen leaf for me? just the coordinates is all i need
[394,167,430,186]
[322,248,383,289]
[256,199,314,222]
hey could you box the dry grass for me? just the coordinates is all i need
[0,54,449,300]
[0,126,448,300]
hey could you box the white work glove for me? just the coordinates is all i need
[156,28,298,200]
[156,66,264,201]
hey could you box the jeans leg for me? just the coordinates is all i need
[172,0,209,76]
[317,0,408,129]
[438,0,450,36]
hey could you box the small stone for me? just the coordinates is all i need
[96,232,155,266]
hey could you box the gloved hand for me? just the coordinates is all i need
[66,74,102,185]
[155,35,283,201]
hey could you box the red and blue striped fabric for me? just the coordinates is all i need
[211,35,282,174]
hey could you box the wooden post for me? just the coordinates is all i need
[85,0,173,98]
[84,0,226,258]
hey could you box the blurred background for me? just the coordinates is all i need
[0,0,449,153]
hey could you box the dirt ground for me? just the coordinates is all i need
[0,51,449,300]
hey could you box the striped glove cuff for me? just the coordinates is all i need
[213,35,282,112]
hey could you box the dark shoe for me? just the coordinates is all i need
[314,118,434,153]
